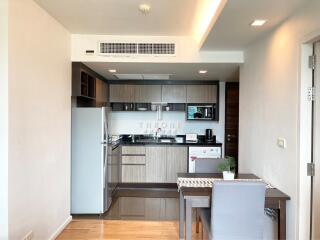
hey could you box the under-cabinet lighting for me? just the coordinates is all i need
[108,69,117,73]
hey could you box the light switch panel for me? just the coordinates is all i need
[277,138,287,149]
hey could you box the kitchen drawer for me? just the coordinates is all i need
[121,165,146,183]
[122,146,146,155]
[122,155,146,164]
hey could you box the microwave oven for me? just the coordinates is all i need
[186,104,216,120]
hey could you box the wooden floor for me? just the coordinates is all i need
[57,219,203,240]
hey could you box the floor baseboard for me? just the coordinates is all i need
[48,215,72,240]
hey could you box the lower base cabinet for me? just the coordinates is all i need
[166,147,188,183]
[111,197,179,220]
[121,165,146,183]
[146,146,187,183]
[146,146,167,183]
[120,145,187,183]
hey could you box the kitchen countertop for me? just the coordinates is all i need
[117,134,222,147]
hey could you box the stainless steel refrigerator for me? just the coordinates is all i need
[71,107,112,214]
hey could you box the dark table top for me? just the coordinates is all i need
[178,173,290,201]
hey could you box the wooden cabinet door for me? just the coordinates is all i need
[109,84,135,102]
[186,85,218,103]
[166,146,187,183]
[121,165,146,183]
[95,78,108,103]
[164,198,179,220]
[119,197,145,219]
[122,146,146,155]
[144,198,166,220]
[134,85,162,103]
[146,146,167,182]
[161,85,187,103]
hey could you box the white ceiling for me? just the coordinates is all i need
[34,0,199,35]
[84,62,240,82]
[201,0,307,50]
[34,0,308,81]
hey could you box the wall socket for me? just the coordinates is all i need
[277,137,287,149]
[23,231,33,240]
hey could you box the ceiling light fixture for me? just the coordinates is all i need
[199,70,208,74]
[139,4,151,15]
[108,69,117,73]
[251,19,267,27]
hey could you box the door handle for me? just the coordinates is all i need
[227,134,237,138]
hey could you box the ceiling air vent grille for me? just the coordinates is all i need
[100,43,137,54]
[152,43,175,55]
[138,43,153,54]
[98,42,176,56]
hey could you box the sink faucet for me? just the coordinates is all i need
[154,127,162,139]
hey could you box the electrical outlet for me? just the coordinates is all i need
[23,231,33,240]
[277,138,287,149]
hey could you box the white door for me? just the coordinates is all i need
[312,41,320,239]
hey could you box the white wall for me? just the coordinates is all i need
[8,0,71,239]
[111,83,225,151]
[239,0,320,239]
[0,0,9,239]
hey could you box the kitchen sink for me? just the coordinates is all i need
[135,138,157,143]
[134,136,176,144]
[158,138,175,143]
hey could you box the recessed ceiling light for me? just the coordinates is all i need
[251,20,267,27]
[139,4,151,15]
[199,70,208,74]
[108,69,117,73]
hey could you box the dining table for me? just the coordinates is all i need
[178,173,290,240]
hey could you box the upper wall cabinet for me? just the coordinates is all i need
[109,83,219,105]
[135,85,162,103]
[110,84,161,103]
[72,62,109,106]
[95,78,109,103]
[161,85,187,103]
[109,84,135,102]
[186,85,218,103]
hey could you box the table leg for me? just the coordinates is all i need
[278,200,286,240]
[179,191,185,240]
[186,199,193,240]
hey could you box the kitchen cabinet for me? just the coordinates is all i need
[122,156,146,164]
[164,198,179,220]
[144,198,166,220]
[161,85,187,103]
[146,146,167,183]
[166,146,188,183]
[119,197,146,220]
[121,165,146,183]
[115,197,177,221]
[134,85,162,103]
[110,84,161,103]
[186,85,218,103]
[72,63,109,105]
[145,146,187,183]
[122,146,145,155]
[110,84,135,102]
[110,145,120,191]
[95,78,108,103]
[120,146,146,183]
